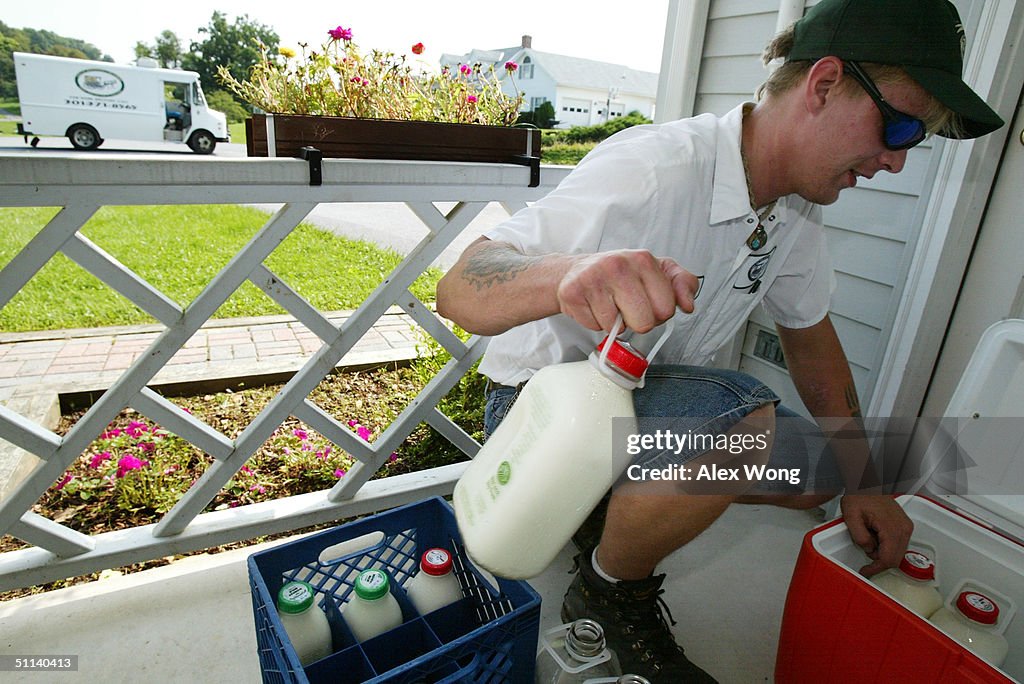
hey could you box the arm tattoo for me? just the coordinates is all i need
[461,246,543,292]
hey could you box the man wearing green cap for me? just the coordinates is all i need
[437,0,1004,680]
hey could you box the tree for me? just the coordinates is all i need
[0,21,109,99]
[183,12,278,94]
[135,30,183,68]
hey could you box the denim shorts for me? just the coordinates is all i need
[484,364,842,495]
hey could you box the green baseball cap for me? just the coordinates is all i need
[787,0,1004,139]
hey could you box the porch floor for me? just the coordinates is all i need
[0,502,825,683]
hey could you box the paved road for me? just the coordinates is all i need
[1,137,509,268]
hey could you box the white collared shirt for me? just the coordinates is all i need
[479,103,834,386]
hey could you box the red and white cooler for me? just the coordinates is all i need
[776,320,1024,683]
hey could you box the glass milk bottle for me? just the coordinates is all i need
[929,591,1009,667]
[535,619,622,683]
[404,547,463,615]
[870,549,944,618]
[454,317,672,579]
[276,581,333,666]
[341,569,403,642]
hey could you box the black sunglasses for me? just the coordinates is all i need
[843,61,927,151]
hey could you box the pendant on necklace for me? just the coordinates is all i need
[746,223,767,250]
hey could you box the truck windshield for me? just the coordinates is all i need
[192,82,206,108]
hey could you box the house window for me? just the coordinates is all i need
[531,97,547,110]
[520,56,534,79]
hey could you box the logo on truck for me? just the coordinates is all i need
[75,69,124,97]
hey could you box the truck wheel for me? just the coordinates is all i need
[187,130,216,154]
[68,124,102,150]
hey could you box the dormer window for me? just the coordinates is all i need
[520,56,534,79]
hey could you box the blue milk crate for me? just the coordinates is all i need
[248,496,541,683]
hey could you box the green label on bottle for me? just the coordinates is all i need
[497,461,511,485]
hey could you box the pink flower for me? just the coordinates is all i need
[163,465,178,475]
[138,441,155,453]
[283,447,292,455]
[293,428,308,441]
[466,95,478,104]
[505,61,519,73]
[249,484,266,494]
[116,454,149,478]
[240,466,254,476]
[347,420,358,428]
[389,452,398,463]
[328,26,353,41]
[89,451,113,469]
[101,428,122,440]
[356,426,372,441]
[55,472,74,490]
[412,42,424,55]
[126,421,148,439]
[334,468,347,478]
[459,64,472,76]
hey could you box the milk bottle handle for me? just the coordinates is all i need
[598,314,675,389]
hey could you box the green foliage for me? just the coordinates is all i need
[205,90,249,124]
[518,100,558,129]
[0,206,443,332]
[541,142,595,166]
[183,12,279,97]
[548,111,652,144]
[218,37,523,126]
[135,30,184,69]
[399,329,486,469]
[0,21,110,99]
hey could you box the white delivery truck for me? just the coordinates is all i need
[13,52,230,154]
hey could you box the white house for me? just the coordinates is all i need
[440,35,658,128]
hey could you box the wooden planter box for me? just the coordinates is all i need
[245,114,541,165]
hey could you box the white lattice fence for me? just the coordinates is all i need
[0,154,568,590]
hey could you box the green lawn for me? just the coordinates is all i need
[0,205,442,332]
[229,121,246,144]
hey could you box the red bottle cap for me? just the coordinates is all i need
[955,591,1000,625]
[897,550,936,582]
[595,337,648,379]
[419,548,453,576]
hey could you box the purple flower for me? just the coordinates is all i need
[328,26,353,41]
[116,455,149,478]
[55,472,74,490]
[293,428,308,441]
[126,421,148,439]
[89,451,113,469]
[389,452,398,463]
[334,468,347,478]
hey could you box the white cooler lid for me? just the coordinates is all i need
[924,319,1024,542]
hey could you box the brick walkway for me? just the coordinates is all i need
[0,307,421,395]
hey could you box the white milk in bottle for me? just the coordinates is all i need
[454,318,672,579]
[276,581,333,666]
[929,591,1009,667]
[341,569,403,642]
[870,549,943,618]
[404,547,463,615]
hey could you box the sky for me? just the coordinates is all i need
[5,1,671,74]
